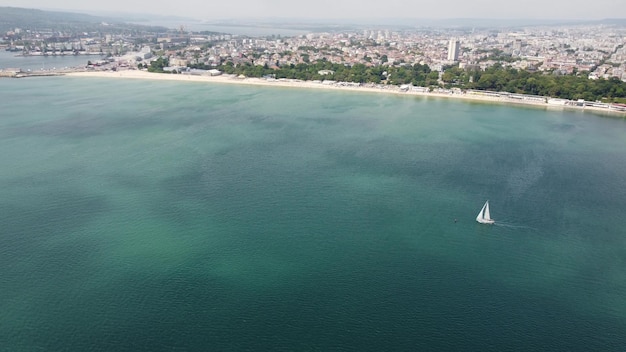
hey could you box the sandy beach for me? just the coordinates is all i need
[66,70,626,116]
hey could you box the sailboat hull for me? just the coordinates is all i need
[476,218,495,224]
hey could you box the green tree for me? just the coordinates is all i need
[148,57,169,73]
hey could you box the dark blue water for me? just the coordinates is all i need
[1,77,625,351]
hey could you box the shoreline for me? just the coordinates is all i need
[65,70,626,116]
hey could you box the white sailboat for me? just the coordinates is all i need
[476,200,495,224]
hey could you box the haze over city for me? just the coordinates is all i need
[1,0,624,20]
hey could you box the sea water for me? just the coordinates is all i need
[1,77,625,351]
[0,51,99,71]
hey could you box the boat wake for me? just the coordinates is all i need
[493,221,537,231]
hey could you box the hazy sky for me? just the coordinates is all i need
[1,0,624,20]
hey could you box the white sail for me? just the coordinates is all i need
[476,200,494,224]
[476,202,486,222]
[484,201,491,220]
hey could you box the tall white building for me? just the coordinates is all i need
[447,39,460,61]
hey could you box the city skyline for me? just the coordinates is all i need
[1,0,624,21]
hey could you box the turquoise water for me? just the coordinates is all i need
[1,77,626,350]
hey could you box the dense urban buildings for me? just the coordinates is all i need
[3,22,626,82]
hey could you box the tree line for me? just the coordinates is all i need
[192,60,439,86]
[177,58,626,102]
[441,64,626,102]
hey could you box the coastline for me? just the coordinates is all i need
[65,70,626,116]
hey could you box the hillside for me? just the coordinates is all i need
[0,7,167,33]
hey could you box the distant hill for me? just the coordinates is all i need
[0,7,167,33]
[596,18,626,25]
[192,17,626,32]
[2,7,624,34]
[383,17,626,29]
